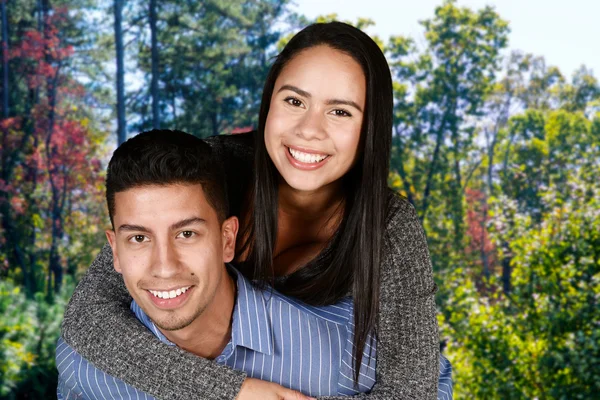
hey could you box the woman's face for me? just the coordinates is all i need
[265,45,366,194]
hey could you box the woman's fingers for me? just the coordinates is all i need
[276,386,316,400]
[237,378,316,400]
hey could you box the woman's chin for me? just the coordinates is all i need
[282,177,324,193]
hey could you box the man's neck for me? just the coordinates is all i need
[159,269,236,360]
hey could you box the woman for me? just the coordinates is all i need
[61,22,440,399]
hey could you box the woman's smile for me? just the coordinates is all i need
[285,145,331,170]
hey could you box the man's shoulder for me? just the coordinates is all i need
[56,336,156,399]
[263,286,354,326]
[232,265,354,326]
[56,337,87,399]
[56,336,76,375]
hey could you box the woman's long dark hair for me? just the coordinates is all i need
[241,21,393,382]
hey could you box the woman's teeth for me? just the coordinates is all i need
[149,286,190,299]
[288,147,328,163]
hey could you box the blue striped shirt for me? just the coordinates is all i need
[56,266,452,399]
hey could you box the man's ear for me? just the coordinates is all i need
[105,230,122,273]
[221,216,239,263]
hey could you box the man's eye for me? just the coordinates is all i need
[284,97,303,107]
[177,231,195,239]
[129,235,148,243]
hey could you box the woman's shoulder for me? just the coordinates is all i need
[204,131,255,161]
[382,189,436,291]
[385,189,419,230]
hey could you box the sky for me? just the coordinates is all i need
[293,0,600,79]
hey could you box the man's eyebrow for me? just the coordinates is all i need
[325,98,363,112]
[118,224,151,233]
[170,217,206,231]
[277,84,311,98]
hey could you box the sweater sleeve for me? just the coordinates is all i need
[320,194,440,399]
[61,244,246,400]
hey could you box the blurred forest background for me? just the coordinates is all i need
[0,0,598,398]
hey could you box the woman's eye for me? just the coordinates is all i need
[284,97,303,107]
[129,235,148,243]
[177,231,195,239]
[332,109,351,117]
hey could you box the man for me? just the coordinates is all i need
[56,130,452,399]
[56,130,379,399]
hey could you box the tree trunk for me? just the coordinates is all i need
[1,0,8,118]
[149,0,159,128]
[46,76,62,295]
[421,105,453,220]
[42,0,63,295]
[502,240,511,293]
[114,0,126,144]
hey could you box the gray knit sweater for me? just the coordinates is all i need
[61,133,440,399]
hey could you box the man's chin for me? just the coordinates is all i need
[153,316,195,331]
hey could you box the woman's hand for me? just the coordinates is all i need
[236,378,316,400]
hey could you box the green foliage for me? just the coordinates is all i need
[440,178,600,398]
[383,2,599,398]
[0,278,74,399]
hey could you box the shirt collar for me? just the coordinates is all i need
[130,301,175,346]
[229,265,273,356]
[130,264,273,356]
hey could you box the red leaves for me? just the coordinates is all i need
[0,117,21,131]
[1,6,105,251]
[465,188,496,266]
[9,10,74,90]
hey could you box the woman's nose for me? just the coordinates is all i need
[295,109,327,140]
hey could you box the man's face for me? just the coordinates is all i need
[106,183,237,331]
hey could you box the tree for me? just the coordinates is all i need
[114,0,126,144]
[1,4,106,297]
[440,166,600,398]
[128,0,291,137]
[388,0,509,271]
[149,0,159,128]
[1,0,8,118]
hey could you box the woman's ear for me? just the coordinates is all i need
[221,216,239,263]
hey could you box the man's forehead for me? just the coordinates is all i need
[112,183,216,227]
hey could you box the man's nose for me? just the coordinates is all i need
[151,239,180,278]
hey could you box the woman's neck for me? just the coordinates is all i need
[277,180,344,219]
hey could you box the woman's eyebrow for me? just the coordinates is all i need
[278,84,363,112]
[277,84,311,98]
[325,98,363,112]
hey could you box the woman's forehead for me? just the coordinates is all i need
[275,46,366,103]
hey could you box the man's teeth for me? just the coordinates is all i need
[288,147,328,163]
[149,286,190,299]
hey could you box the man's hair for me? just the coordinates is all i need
[106,129,228,227]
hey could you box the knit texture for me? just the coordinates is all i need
[61,132,439,399]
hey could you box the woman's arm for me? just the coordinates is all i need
[61,244,247,400]
[320,194,440,399]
